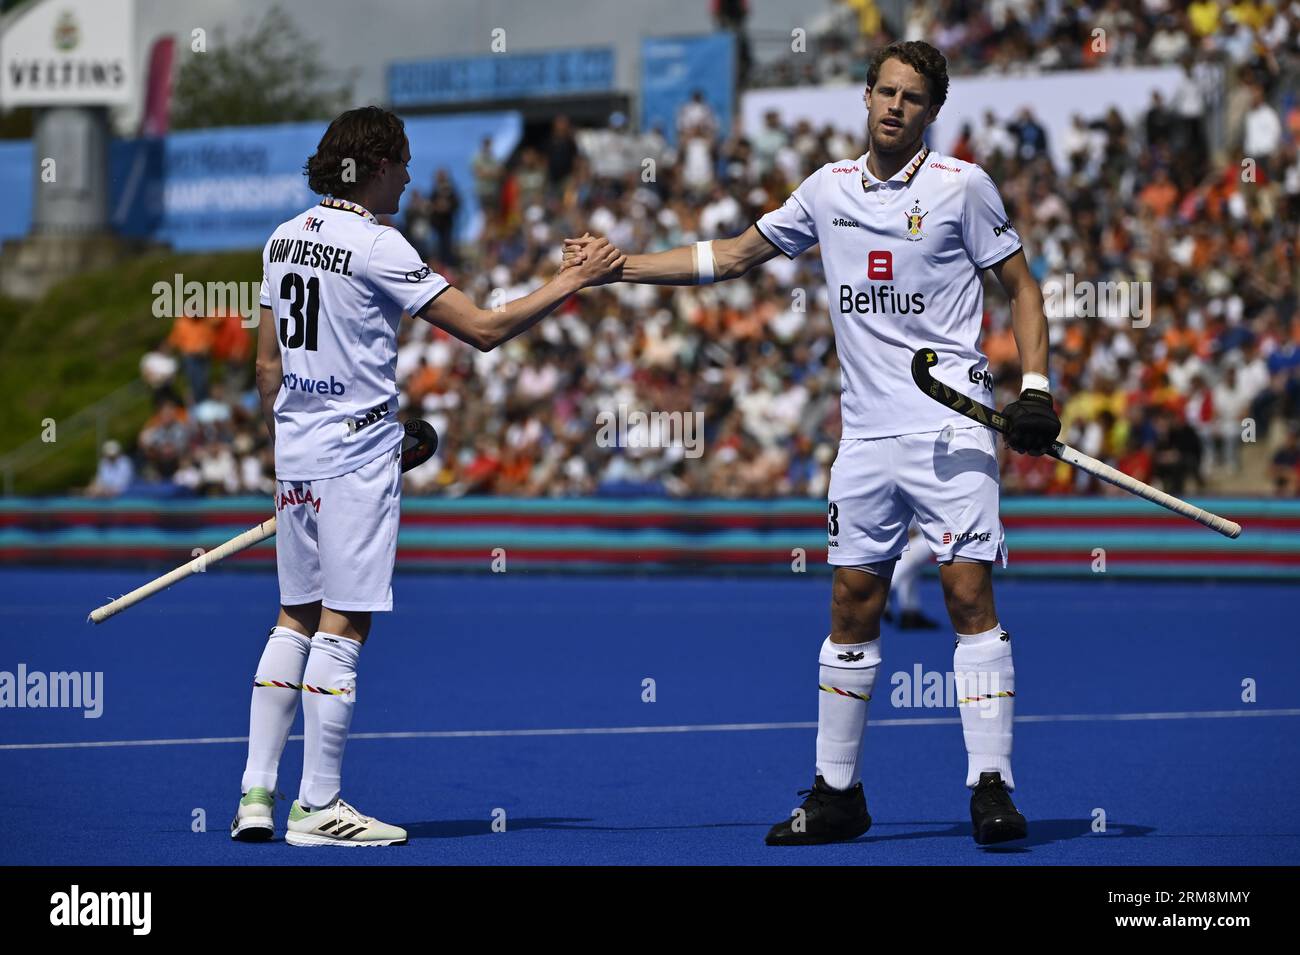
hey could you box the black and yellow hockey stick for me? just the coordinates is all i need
[911,348,1241,539]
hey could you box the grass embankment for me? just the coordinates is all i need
[0,250,259,494]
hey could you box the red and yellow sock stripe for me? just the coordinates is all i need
[819,684,872,702]
[252,679,352,696]
[958,690,1016,705]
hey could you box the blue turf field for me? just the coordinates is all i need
[0,569,1296,865]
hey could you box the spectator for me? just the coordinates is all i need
[973,110,1016,162]
[1009,107,1049,162]
[403,189,433,258]
[676,90,719,142]
[166,311,214,403]
[751,110,788,174]
[429,169,461,267]
[1144,90,1177,149]
[1212,364,1252,472]
[714,1,752,86]
[1242,82,1283,167]
[680,125,716,197]
[210,311,252,390]
[86,440,134,498]
[545,115,579,188]
[139,399,193,479]
[1270,428,1300,495]
[471,137,503,231]
[139,346,180,404]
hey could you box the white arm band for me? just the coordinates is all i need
[694,240,716,285]
[1021,372,1049,393]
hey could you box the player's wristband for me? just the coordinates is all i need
[1021,372,1049,394]
[694,241,716,285]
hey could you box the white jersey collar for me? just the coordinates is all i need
[861,145,930,190]
[319,197,378,223]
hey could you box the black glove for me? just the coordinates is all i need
[1001,388,1060,455]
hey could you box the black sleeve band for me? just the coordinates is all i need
[978,245,1023,272]
[411,283,450,317]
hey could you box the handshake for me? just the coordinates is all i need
[558,232,625,288]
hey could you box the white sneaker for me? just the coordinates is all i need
[230,787,275,841]
[286,798,408,847]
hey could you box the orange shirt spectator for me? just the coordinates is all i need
[1138,175,1179,219]
[1163,325,1202,353]
[407,362,442,404]
[982,323,1019,368]
[210,313,251,364]
[168,314,214,356]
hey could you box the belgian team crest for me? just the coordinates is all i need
[904,201,928,241]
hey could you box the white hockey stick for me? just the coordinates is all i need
[88,518,277,623]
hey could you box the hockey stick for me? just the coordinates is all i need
[88,419,439,624]
[910,348,1242,539]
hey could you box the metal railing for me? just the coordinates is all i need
[0,379,150,496]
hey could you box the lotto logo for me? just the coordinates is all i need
[345,401,390,437]
[867,250,893,280]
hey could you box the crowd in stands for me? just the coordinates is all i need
[97,0,1300,499]
[748,0,1300,86]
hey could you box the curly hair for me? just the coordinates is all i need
[304,106,407,199]
[866,41,950,110]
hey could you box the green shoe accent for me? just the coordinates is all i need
[240,787,274,808]
[288,800,311,822]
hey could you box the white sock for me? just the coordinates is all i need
[815,635,882,791]
[299,632,362,810]
[241,626,311,794]
[954,623,1016,789]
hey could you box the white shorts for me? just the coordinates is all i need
[827,426,1007,567]
[275,446,401,612]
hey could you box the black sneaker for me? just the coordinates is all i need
[898,609,941,630]
[970,771,1027,845]
[765,775,872,846]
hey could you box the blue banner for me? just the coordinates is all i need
[640,33,735,146]
[390,47,615,108]
[101,112,522,252]
[0,140,34,242]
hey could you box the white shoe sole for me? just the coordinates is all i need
[230,819,274,841]
[286,830,406,847]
